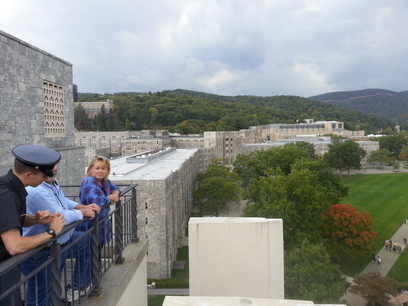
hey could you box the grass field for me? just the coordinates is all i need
[148,246,189,306]
[340,172,408,281]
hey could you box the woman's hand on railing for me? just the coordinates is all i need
[79,208,97,220]
[88,203,101,214]
[108,193,119,205]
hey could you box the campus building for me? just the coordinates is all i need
[75,99,114,118]
[108,148,204,278]
[75,123,377,170]
[244,119,365,142]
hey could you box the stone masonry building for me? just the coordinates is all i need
[76,99,114,118]
[76,123,377,171]
[0,30,84,184]
[108,148,206,278]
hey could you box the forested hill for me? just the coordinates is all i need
[162,89,393,132]
[77,90,394,134]
[309,89,408,123]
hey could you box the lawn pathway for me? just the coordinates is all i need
[343,223,408,305]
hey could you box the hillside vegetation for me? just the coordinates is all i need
[309,89,408,125]
[77,90,394,134]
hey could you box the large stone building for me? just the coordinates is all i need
[244,119,365,142]
[0,30,84,184]
[108,148,205,278]
[75,99,114,118]
[76,122,377,171]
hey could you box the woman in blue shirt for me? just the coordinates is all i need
[76,156,120,245]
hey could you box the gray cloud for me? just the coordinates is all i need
[1,0,407,97]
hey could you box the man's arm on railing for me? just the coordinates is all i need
[1,212,65,255]
[23,210,54,227]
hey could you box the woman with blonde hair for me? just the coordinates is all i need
[76,156,120,245]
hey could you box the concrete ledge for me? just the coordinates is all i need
[163,296,346,306]
[163,296,314,305]
[83,239,148,306]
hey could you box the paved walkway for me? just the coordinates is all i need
[343,223,408,305]
[147,288,189,296]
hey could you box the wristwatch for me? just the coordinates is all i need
[46,228,56,238]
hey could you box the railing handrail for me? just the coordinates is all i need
[0,183,138,305]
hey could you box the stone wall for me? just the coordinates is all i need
[0,30,84,184]
[110,149,204,279]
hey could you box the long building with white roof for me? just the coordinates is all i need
[108,148,205,278]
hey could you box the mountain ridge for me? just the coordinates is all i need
[309,89,408,123]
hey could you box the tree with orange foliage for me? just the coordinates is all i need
[349,271,399,306]
[322,204,377,260]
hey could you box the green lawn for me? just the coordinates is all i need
[339,172,408,281]
[148,246,189,306]
[148,295,165,306]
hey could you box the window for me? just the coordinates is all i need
[43,81,65,137]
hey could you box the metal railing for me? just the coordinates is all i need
[0,184,138,305]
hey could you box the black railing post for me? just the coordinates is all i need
[89,217,103,297]
[50,244,64,306]
[115,199,125,264]
[131,186,139,243]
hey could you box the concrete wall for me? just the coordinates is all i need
[189,217,284,299]
[83,239,148,306]
[163,296,316,306]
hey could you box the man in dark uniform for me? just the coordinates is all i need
[0,144,66,305]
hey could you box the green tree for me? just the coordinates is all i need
[233,146,312,186]
[283,141,317,160]
[368,148,394,167]
[400,145,408,161]
[193,163,241,217]
[379,134,408,158]
[149,107,159,126]
[94,104,107,131]
[291,158,348,201]
[74,103,91,130]
[285,239,346,303]
[242,167,337,247]
[348,271,399,306]
[324,139,366,175]
[125,118,131,130]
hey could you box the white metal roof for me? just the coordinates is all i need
[108,148,198,181]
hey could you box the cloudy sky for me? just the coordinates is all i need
[1,0,407,97]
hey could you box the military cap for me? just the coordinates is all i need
[12,144,61,177]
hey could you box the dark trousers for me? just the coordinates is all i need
[20,231,90,306]
[0,265,21,306]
